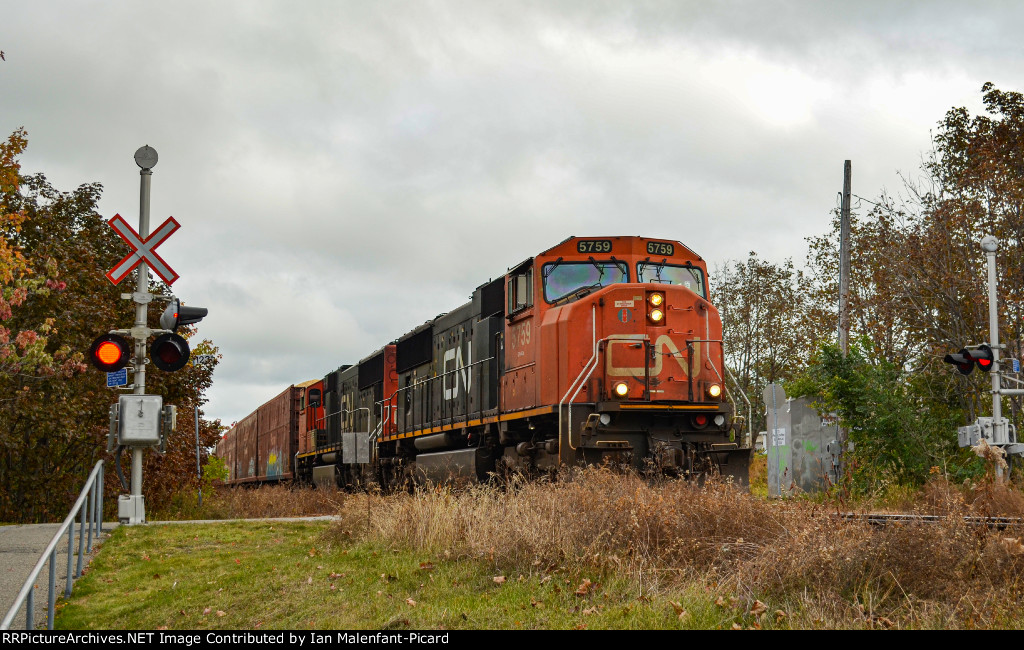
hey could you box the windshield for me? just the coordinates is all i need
[543,260,629,303]
[636,262,706,298]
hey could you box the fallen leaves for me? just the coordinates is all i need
[493,576,506,584]
[670,601,689,622]
[574,579,592,596]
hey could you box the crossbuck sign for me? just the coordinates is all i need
[105,213,180,285]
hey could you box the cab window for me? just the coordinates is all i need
[508,268,533,314]
[543,261,628,303]
[636,261,706,298]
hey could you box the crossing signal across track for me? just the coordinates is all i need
[944,344,996,375]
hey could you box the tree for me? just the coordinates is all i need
[805,84,1024,422]
[0,130,221,522]
[789,340,969,491]
[713,252,828,432]
[791,84,1024,490]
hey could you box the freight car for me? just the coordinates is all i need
[219,235,751,489]
[216,380,319,483]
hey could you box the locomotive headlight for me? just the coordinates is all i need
[707,383,722,398]
[649,292,664,307]
[614,381,629,397]
[649,308,664,323]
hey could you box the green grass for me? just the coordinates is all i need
[55,520,788,630]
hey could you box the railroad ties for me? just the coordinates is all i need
[836,512,1024,530]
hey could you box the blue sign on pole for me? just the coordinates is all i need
[106,368,128,388]
[1014,358,1021,374]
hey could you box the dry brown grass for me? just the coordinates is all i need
[191,470,1024,627]
[324,469,1024,628]
[152,483,347,521]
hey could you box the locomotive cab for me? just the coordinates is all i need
[500,236,750,483]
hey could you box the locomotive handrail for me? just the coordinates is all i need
[380,356,494,438]
[724,364,752,448]
[560,305,604,452]
[678,337,749,446]
[1,460,105,631]
[315,407,370,433]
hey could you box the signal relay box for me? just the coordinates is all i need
[117,395,163,446]
[107,395,179,452]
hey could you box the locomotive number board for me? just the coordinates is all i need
[646,241,674,256]
[577,239,612,253]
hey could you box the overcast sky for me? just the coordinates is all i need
[3,1,1022,426]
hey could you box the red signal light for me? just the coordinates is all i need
[96,341,122,365]
[150,332,191,371]
[970,344,995,372]
[89,334,131,372]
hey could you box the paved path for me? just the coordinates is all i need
[0,522,118,630]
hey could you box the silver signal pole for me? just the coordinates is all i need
[128,145,158,522]
[982,236,1005,482]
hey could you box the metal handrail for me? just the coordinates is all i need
[379,356,495,436]
[1,460,106,631]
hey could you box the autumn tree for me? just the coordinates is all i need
[0,130,221,522]
[713,253,829,432]
[791,83,1024,488]
[803,84,1024,418]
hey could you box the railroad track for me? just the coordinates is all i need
[836,512,1024,529]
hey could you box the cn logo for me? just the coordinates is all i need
[605,334,699,378]
[443,346,473,400]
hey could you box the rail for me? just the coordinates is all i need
[1,460,106,631]
[835,512,1024,529]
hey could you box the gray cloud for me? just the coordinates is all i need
[2,1,1020,423]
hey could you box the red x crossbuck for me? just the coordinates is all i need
[105,214,180,285]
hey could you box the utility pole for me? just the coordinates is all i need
[838,160,852,356]
[836,161,852,478]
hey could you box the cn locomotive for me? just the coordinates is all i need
[216,235,751,488]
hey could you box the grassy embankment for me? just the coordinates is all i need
[56,467,1024,630]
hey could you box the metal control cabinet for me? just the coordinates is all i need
[117,395,163,447]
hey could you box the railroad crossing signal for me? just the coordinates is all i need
[973,344,995,371]
[943,344,996,375]
[160,298,208,332]
[105,213,180,285]
[89,333,131,372]
[150,333,191,372]
[943,348,974,375]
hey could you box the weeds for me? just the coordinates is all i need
[146,468,1024,628]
